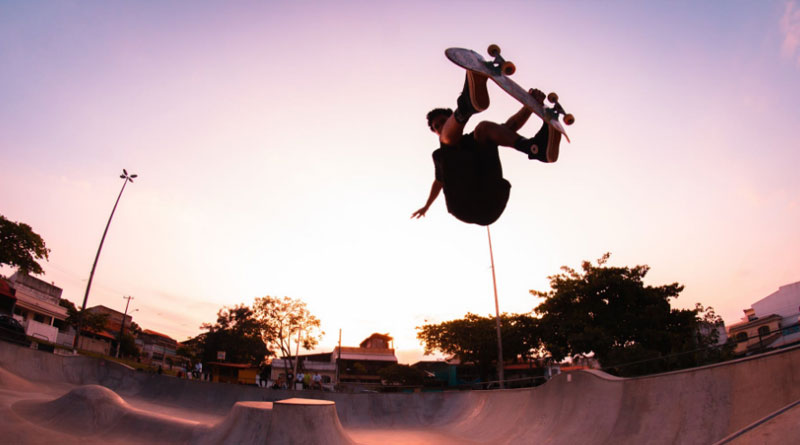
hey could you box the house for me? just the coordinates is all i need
[270,333,398,390]
[335,333,398,386]
[8,272,69,344]
[86,305,133,336]
[76,326,115,355]
[207,362,259,385]
[270,351,337,389]
[137,329,179,366]
[728,281,800,355]
[85,305,135,356]
[728,312,783,355]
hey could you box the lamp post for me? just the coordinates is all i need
[487,227,505,389]
[73,170,137,351]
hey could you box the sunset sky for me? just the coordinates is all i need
[2,1,799,364]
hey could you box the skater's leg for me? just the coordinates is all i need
[441,73,490,146]
[474,120,561,163]
[474,121,520,147]
[440,114,466,146]
[514,122,561,163]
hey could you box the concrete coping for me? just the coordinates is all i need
[276,398,334,406]
[234,401,273,409]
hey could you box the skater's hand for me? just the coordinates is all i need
[529,88,545,105]
[411,206,429,219]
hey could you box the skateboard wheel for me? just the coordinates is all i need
[547,92,559,103]
[564,114,575,125]
[501,61,515,76]
[488,44,501,57]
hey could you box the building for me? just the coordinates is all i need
[207,362,260,385]
[8,272,68,344]
[728,312,783,355]
[85,305,136,356]
[270,352,337,389]
[359,333,393,349]
[76,326,115,355]
[336,333,398,385]
[728,281,800,355]
[86,305,134,336]
[137,329,180,365]
[270,333,398,390]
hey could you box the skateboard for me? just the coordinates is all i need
[445,45,573,143]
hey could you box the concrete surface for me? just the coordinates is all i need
[1,342,799,444]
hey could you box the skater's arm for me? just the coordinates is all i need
[504,107,533,132]
[504,89,546,132]
[411,180,443,219]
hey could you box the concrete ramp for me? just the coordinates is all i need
[2,342,800,443]
[9,382,355,444]
[199,399,355,444]
[12,384,201,443]
[197,401,273,444]
[714,397,800,444]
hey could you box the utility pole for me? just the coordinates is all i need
[292,329,302,390]
[487,227,505,389]
[73,169,137,352]
[335,329,342,389]
[116,296,134,358]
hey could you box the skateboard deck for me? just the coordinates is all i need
[445,46,572,143]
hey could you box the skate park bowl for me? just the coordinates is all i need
[1,342,800,444]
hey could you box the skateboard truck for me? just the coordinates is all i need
[485,44,517,76]
[546,92,575,126]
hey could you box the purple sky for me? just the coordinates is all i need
[2,1,799,363]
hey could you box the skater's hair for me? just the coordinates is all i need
[426,108,453,131]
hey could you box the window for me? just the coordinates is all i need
[782,325,800,335]
[735,332,748,343]
[33,314,51,324]
[757,326,771,337]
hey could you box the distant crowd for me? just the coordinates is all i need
[267,371,324,390]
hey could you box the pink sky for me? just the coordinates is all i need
[1,1,799,364]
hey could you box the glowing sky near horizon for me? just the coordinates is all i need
[1,1,799,364]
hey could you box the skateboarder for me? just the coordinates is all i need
[411,73,561,226]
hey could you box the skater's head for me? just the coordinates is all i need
[426,108,452,134]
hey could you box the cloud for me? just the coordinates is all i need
[781,1,800,66]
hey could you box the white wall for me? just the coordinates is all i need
[24,319,59,343]
[752,281,800,324]
[56,331,75,347]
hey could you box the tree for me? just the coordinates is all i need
[378,364,427,386]
[199,304,268,366]
[0,215,50,275]
[118,331,140,359]
[532,253,725,376]
[252,296,323,384]
[176,344,198,363]
[416,312,541,381]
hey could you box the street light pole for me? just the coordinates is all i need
[73,170,137,352]
[487,226,505,389]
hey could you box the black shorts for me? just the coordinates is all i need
[434,134,511,226]
[448,179,511,226]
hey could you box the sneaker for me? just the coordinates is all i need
[527,122,561,163]
[465,70,489,112]
[454,71,490,123]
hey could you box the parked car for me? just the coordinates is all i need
[0,315,30,346]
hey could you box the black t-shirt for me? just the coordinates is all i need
[432,133,511,225]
